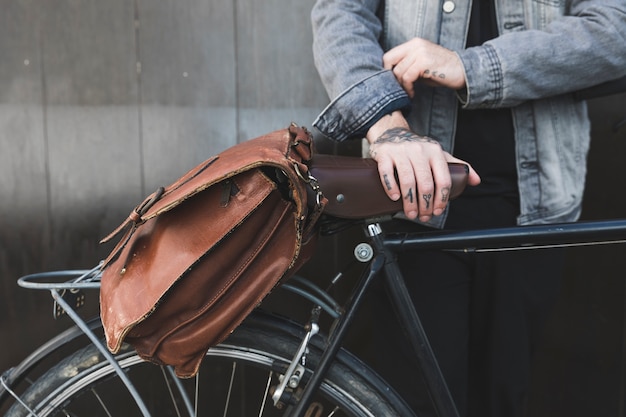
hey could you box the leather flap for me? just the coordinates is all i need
[100,168,276,353]
[143,126,308,221]
[100,125,315,267]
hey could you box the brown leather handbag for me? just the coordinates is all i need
[99,124,324,378]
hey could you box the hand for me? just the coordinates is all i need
[383,37,466,97]
[366,112,480,222]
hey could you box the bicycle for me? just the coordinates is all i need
[2,153,626,417]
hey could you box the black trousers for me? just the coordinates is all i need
[369,196,564,417]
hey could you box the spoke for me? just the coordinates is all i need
[160,367,183,417]
[327,406,340,416]
[223,362,237,417]
[90,388,112,417]
[257,371,273,417]
[165,366,196,417]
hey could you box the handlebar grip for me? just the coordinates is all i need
[309,154,469,219]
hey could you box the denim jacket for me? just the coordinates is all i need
[311,0,626,226]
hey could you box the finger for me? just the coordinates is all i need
[400,66,418,98]
[395,159,420,219]
[383,54,396,71]
[382,44,406,70]
[445,154,482,186]
[409,160,435,222]
[384,46,417,90]
[391,58,417,98]
[429,157,453,217]
[375,156,401,202]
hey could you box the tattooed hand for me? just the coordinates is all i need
[383,37,466,98]
[366,111,480,221]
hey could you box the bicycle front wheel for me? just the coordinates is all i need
[5,311,413,417]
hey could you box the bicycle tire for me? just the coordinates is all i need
[4,311,414,417]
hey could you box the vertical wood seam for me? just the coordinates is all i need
[38,19,53,248]
[134,0,146,196]
[233,0,241,143]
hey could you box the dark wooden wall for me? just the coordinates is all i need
[0,1,624,415]
[0,0,328,363]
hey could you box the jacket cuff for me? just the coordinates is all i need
[458,43,504,108]
[313,70,410,141]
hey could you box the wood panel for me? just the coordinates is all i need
[235,0,329,140]
[0,0,142,370]
[0,1,47,248]
[40,0,141,268]
[0,0,52,366]
[138,1,238,190]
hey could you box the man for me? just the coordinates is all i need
[311,0,626,416]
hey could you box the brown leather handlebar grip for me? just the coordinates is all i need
[310,154,469,219]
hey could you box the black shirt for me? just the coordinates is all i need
[453,0,518,201]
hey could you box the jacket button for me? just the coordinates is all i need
[443,1,455,13]
[520,161,537,169]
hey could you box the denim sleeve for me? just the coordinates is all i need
[457,0,626,109]
[313,71,411,141]
[311,0,410,141]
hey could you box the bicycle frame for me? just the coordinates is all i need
[290,217,626,417]
[3,218,626,417]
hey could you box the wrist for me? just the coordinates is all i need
[366,111,410,144]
